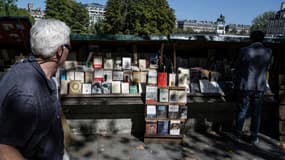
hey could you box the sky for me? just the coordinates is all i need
[16,0,284,25]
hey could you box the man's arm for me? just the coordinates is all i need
[0,144,25,160]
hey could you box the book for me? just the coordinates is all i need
[63,61,77,70]
[146,105,156,118]
[145,120,157,135]
[190,82,200,93]
[169,73,176,87]
[102,82,111,94]
[84,71,93,83]
[82,83,92,94]
[93,56,103,68]
[147,69,157,85]
[168,105,179,119]
[199,79,223,93]
[178,67,190,87]
[138,59,146,71]
[74,71,84,83]
[69,80,82,94]
[121,82,130,94]
[132,71,141,83]
[145,85,157,103]
[104,58,113,69]
[140,71,147,83]
[91,82,102,94]
[94,69,104,82]
[123,70,132,82]
[60,80,68,95]
[149,52,159,69]
[170,120,181,135]
[129,83,138,94]
[179,105,188,119]
[156,105,167,119]
[157,120,169,135]
[112,81,121,94]
[159,88,169,102]
[113,70,124,81]
[177,90,187,104]
[157,72,167,88]
[169,90,177,103]
[66,71,75,81]
[114,57,122,70]
[103,70,112,82]
[122,57,131,70]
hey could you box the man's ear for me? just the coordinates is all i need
[56,46,64,57]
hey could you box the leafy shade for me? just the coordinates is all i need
[45,0,89,34]
[250,11,275,33]
[104,0,176,35]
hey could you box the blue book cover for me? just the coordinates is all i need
[157,120,169,135]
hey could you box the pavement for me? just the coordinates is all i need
[66,131,285,160]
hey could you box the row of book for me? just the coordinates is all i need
[145,119,182,135]
[146,105,187,119]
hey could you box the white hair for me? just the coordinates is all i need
[30,19,71,58]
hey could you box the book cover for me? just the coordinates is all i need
[102,82,112,94]
[82,83,92,94]
[84,71,94,83]
[114,57,122,70]
[179,105,188,119]
[157,120,169,135]
[104,58,113,69]
[169,73,176,87]
[178,67,190,87]
[146,105,156,118]
[60,80,68,95]
[145,85,157,103]
[93,56,103,68]
[66,71,75,81]
[156,105,167,119]
[112,81,121,94]
[148,69,157,85]
[94,69,104,82]
[129,83,138,94]
[169,90,177,103]
[168,105,179,119]
[157,72,168,88]
[140,71,147,83]
[69,80,82,94]
[132,71,141,83]
[103,70,113,82]
[121,82,130,94]
[149,52,159,69]
[170,120,181,135]
[122,57,131,70]
[145,120,157,135]
[91,82,102,94]
[113,70,124,81]
[190,82,200,93]
[177,90,187,104]
[123,70,132,82]
[159,88,169,102]
[74,71,84,83]
[138,59,146,71]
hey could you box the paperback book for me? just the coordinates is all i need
[168,105,179,119]
[157,120,169,135]
[170,120,181,135]
[156,105,167,119]
[145,120,157,135]
[146,105,156,118]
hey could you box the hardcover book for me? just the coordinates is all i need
[122,57,131,70]
[148,69,157,85]
[69,80,82,94]
[179,105,188,119]
[145,85,158,103]
[93,56,103,68]
[168,105,179,119]
[94,69,104,82]
[145,120,157,135]
[112,81,121,94]
[157,120,169,135]
[102,82,111,94]
[156,105,167,119]
[91,82,102,94]
[169,73,176,87]
[121,82,130,94]
[159,88,169,102]
[146,105,156,118]
[104,58,113,69]
[113,70,124,81]
[82,83,92,94]
[157,72,168,88]
[170,120,181,135]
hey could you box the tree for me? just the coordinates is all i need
[45,0,89,34]
[250,11,275,33]
[104,0,176,35]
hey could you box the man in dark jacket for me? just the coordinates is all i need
[233,30,272,144]
[0,19,71,160]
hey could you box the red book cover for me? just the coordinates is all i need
[157,72,167,88]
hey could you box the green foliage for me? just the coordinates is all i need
[88,18,105,34]
[45,0,89,34]
[0,0,34,23]
[104,0,176,35]
[250,11,275,33]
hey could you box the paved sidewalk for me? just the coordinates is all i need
[66,131,285,160]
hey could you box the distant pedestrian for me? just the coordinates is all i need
[233,30,272,144]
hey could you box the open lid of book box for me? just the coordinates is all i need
[0,16,31,52]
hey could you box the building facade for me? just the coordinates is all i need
[177,20,217,33]
[267,2,285,37]
[84,3,105,25]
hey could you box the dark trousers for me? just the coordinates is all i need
[235,90,264,140]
